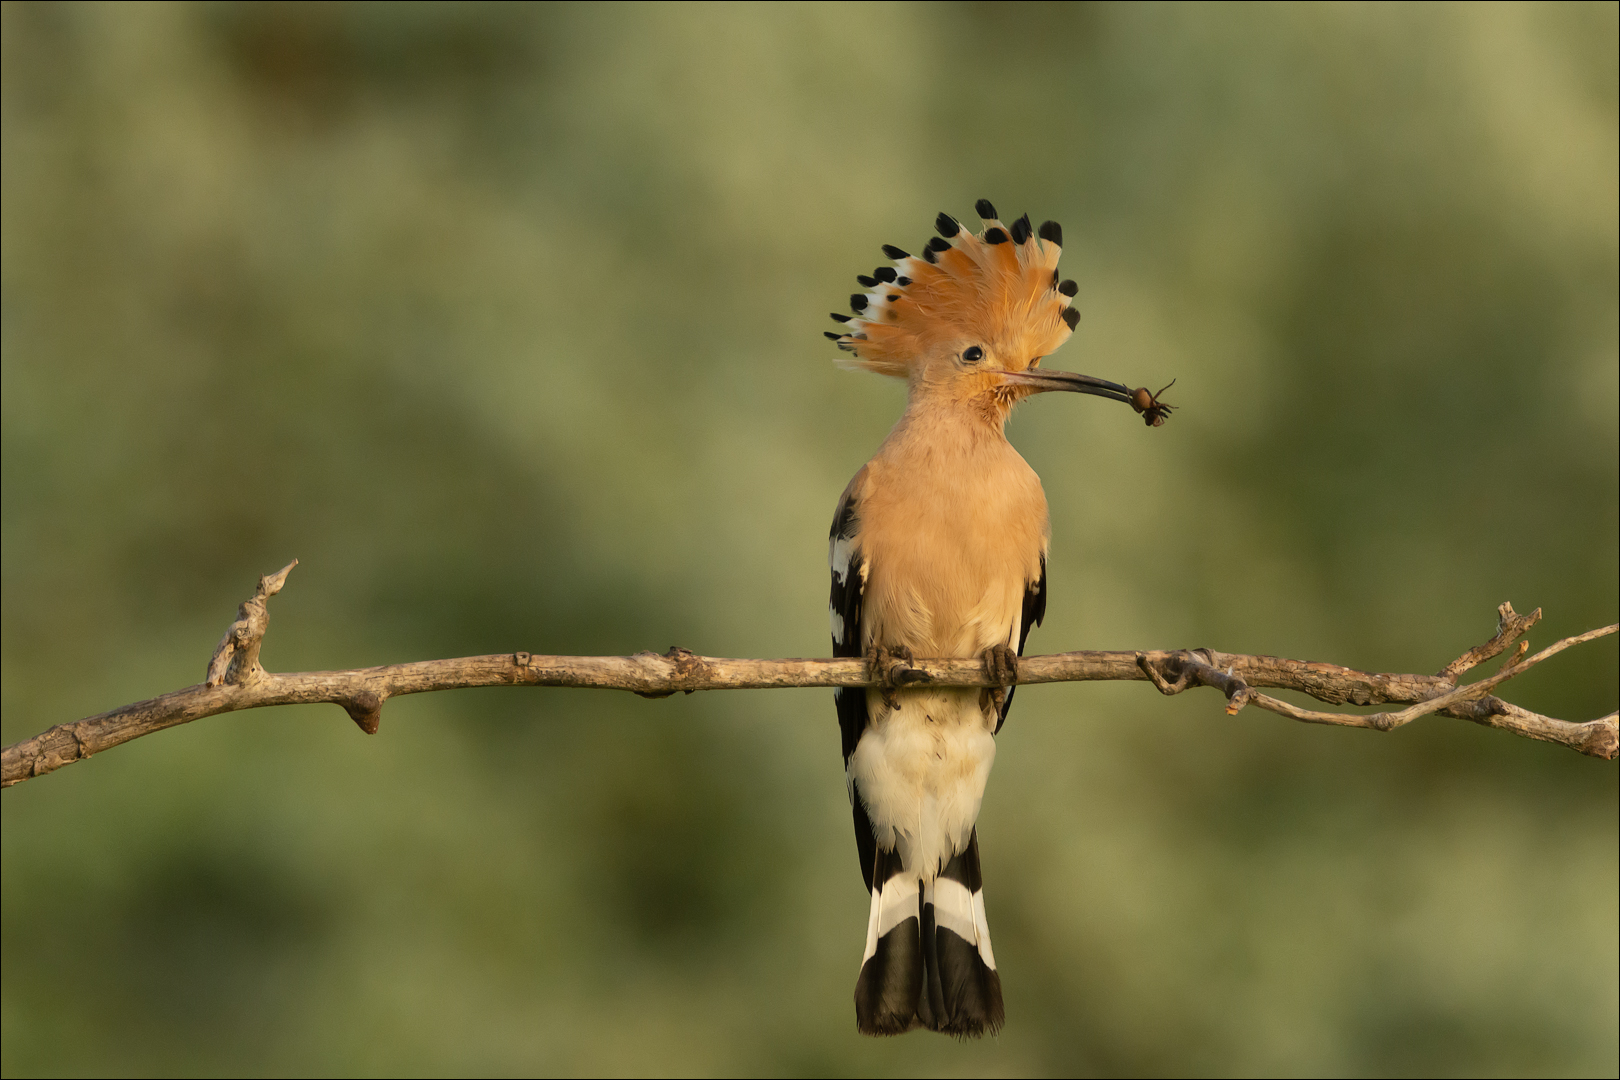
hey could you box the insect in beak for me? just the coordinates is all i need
[1001,370,1176,426]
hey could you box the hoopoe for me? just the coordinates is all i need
[826,200,1168,1037]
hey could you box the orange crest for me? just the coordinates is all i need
[827,200,1080,377]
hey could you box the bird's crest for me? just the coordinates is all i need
[826,199,1080,377]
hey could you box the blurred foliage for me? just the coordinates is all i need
[2,2,1615,1075]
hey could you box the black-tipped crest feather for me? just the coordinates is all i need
[825,199,1079,370]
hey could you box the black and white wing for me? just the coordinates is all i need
[995,553,1047,733]
[829,467,878,892]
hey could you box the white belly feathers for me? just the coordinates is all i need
[848,687,997,879]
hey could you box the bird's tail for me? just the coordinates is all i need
[855,830,1004,1038]
[922,831,1004,1036]
[855,846,923,1035]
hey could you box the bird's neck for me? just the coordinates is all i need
[882,391,1011,462]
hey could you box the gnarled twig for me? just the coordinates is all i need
[2,570,1614,788]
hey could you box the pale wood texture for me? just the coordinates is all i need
[2,566,1613,788]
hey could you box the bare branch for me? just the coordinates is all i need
[2,568,1614,788]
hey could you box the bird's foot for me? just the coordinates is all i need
[868,641,923,709]
[981,644,1019,714]
[983,644,1019,686]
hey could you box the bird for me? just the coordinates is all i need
[825,199,1167,1037]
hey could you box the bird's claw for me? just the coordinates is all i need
[984,644,1019,687]
[868,642,921,709]
[981,644,1018,714]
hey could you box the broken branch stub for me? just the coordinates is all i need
[205,560,298,688]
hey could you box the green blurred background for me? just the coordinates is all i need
[3,2,1616,1075]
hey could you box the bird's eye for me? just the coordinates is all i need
[962,346,984,364]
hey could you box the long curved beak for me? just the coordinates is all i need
[1000,368,1135,405]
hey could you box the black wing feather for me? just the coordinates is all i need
[1018,553,1047,655]
[830,473,878,890]
[996,554,1047,734]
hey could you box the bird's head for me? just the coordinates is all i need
[827,200,1172,427]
